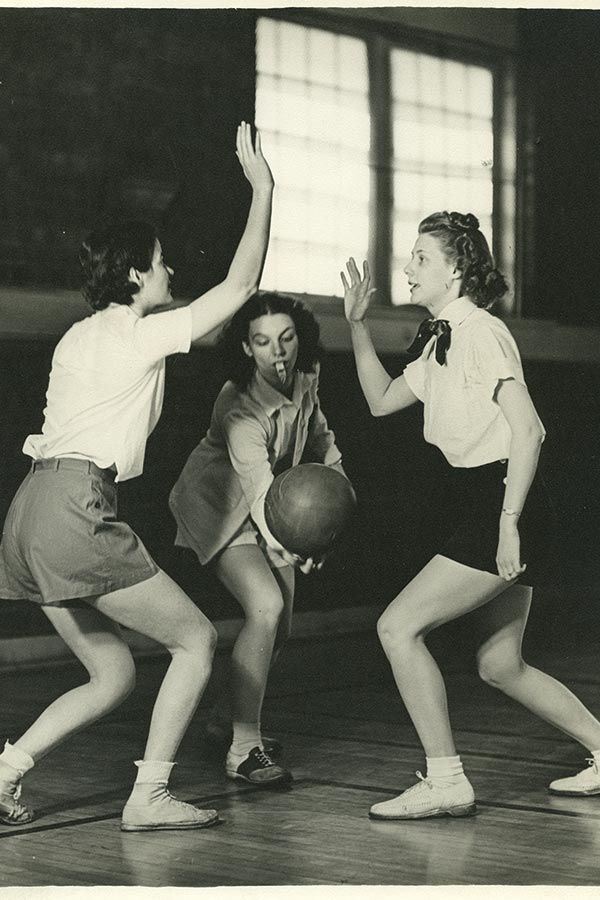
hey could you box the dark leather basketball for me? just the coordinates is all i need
[264,463,357,558]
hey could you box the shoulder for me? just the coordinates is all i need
[462,310,519,350]
[218,382,269,430]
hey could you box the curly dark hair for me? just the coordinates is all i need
[79,220,158,311]
[418,211,508,309]
[218,292,323,390]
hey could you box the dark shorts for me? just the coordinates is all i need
[0,458,158,606]
[440,460,557,587]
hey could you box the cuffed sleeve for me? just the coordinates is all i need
[403,355,426,402]
[466,322,525,401]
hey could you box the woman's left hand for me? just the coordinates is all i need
[496,520,527,581]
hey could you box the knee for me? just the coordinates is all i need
[376,606,426,654]
[247,594,285,635]
[91,651,136,709]
[477,647,525,690]
[189,617,218,659]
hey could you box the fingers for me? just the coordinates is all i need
[340,271,350,292]
[497,559,526,581]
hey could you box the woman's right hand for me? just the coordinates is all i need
[340,258,376,323]
[279,549,323,574]
[236,121,274,196]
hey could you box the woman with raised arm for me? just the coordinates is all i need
[341,211,600,820]
[0,123,273,832]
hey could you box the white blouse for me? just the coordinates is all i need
[403,297,545,468]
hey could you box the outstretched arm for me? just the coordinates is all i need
[189,122,274,341]
[341,258,418,416]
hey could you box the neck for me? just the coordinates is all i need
[426,292,461,318]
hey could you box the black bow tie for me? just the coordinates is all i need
[406,318,452,365]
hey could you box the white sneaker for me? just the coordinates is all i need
[549,758,600,796]
[369,772,476,820]
[121,784,220,832]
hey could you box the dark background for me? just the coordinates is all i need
[2,8,600,644]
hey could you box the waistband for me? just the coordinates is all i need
[30,457,116,484]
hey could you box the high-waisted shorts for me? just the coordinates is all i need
[439,459,557,586]
[0,457,158,606]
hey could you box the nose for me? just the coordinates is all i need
[403,260,413,276]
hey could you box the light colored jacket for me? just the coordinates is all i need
[169,368,342,563]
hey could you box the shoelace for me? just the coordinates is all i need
[2,782,29,821]
[401,771,434,795]
[254,748,275,769]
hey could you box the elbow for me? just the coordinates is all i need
[514,423,545,447]
[369,401,388,418]
[225,274,258,304]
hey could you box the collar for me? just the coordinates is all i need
[250,369,312,416]
[436,296,477,327]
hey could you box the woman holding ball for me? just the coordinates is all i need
[170,292,346,788]
[342,211,600,820]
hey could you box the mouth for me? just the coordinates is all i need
[274,361,287,384]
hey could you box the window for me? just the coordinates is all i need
[256,18,370,297]
[256,16,517,310]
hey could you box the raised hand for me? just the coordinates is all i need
[340,258,376,322]
[236,121,274,196]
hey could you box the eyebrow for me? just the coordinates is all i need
[251,326,296,339]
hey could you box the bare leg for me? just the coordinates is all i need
[377,555,511,758]
[209,562,295,731]
[88,569,217,761]
[10,606,135,762]
[212,546,288,730]
[474,583,600,749]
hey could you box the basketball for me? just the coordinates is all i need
[264,463,357,558]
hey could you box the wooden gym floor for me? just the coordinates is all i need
[1,621,600,888]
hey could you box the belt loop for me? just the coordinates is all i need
[31,460,37,473]
[86,460,93,475]
[53,459,61,471]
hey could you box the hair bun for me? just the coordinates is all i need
[448,211,480,232]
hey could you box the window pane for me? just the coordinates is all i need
[391,49,498,304]
[256,17,370,296]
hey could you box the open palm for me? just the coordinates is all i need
[340,258,375,322]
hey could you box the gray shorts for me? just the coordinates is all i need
[0,458,158,606]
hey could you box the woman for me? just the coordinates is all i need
[341,211,600,820]
[170,292,345,787]
[0,123,274,831]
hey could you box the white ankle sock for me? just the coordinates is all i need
[133,759,175,785]
[426,755,465,781]
[229,722,261,760]
[0,741,35,779]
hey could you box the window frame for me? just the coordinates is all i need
[255,9,522,316]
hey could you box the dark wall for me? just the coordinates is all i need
[520,9,600,324]
[2,337,600,642]
[0,8,256,296]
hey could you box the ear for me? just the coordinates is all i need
[242,340,253,358]
[128,266,144,287]
[451,266,462,283]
